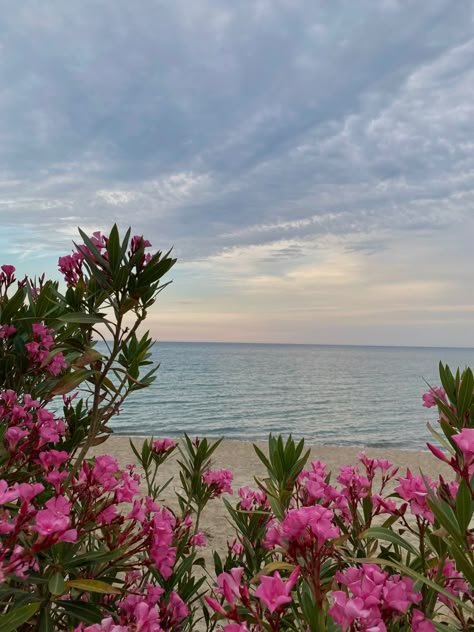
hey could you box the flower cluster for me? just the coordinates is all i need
[329,564,426,631]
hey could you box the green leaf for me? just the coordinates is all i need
[0,603,41,632]
[48,571,65,595]
[39,608,54,632]
[64,579,122,594]
[57,312,105,324]
[48,369,91,397]
[361,527,418,556]
[58,600,103,625]
[107,224,121,271]
[457,368,474,417]
[455,479,473,532]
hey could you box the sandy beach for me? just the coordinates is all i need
[91,436,450,560]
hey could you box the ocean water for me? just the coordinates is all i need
[109,342,474,451]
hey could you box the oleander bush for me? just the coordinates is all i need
[0,226,472,631]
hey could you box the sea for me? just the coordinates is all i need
[109,342,474,451]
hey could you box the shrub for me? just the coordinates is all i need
[0,226,472,631]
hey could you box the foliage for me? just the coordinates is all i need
[0,226,472,631]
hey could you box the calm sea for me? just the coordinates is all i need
[109,342,474,451]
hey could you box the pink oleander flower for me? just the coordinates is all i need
[0,480,20,504]
[35,495,77,542]
[38,449,69,469]
[5,426,29,449]
[203,468,233,497]
[412,609,435,632]
[1,264,15,279]
[228,539,244,556]
[452,428,474,464]
[238,486,267,510]
[58,252,84,286]
[0,324,16,339]
[223,624,250,632]
[216,567,244,607]
[190,531,207,546]
[329,591,372,629]
[48,351,68,376]
[422,386,446,408]
[255,567,300,613]
[166,591,189,626]
[281,505,339,548]
[395,469,436,523]
[152,437,176,455]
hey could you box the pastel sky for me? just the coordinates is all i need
[1,1,473,346]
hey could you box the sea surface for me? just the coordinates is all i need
[109,342,474,451]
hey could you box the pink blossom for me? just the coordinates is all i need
[329,591,372,629]
[167,591,189,625]
[38,450,69,469]
[411,609,435,632]
[0,324,16,339]
[216,567,244,606]
[0,480,19,504]
[97,505,119,525]
[5,426,28,449]
[452,428,474,464]
[15,482,44,502]
[152,438,175,454]
[395,469,436,523]
[1,264,15,279]
[422,387,446,408]
[190,531,207,547]
[224,624,250,632]
[35,495,75,540]
[48,352,67,376]
[203,468,233,497]
[281,505,339,547]
[255,567,300,613]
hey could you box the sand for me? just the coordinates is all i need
[91,436,450,560]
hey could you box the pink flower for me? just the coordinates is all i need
[1,264,15,279]
[167,591,189,625]
[329,591,372,629]
[452,428,474,464]
[38,450,69,469]
[281,505,339,547]
[152,438,175,454]
[190,531,207,547]
[5,426,29,449]
[0,480,19,504]
[422,387,446,408]
[224,625,250,632]
[216,567,244,607]
[48,352,67,376]
[412,609,435,632]
[0,324,16,339]
[97,505,119,525]
[255,567,300,613]
[35,495,74,539]
[395,470,436,523]
[203,468,233,497]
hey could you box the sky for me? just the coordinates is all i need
[0,0,473,347]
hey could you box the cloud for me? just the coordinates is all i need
[0,1,472,343]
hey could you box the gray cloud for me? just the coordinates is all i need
[0,0,472,267]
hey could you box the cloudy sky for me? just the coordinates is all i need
[1,0,473,346]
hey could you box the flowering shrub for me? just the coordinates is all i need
[0,225,472,631]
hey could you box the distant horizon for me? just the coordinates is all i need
[149,339,474,351]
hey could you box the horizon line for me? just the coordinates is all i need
[147,340,474,351]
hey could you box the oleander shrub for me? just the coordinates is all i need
[0,225,472,631]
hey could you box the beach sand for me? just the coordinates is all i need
[91,436,450,560]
